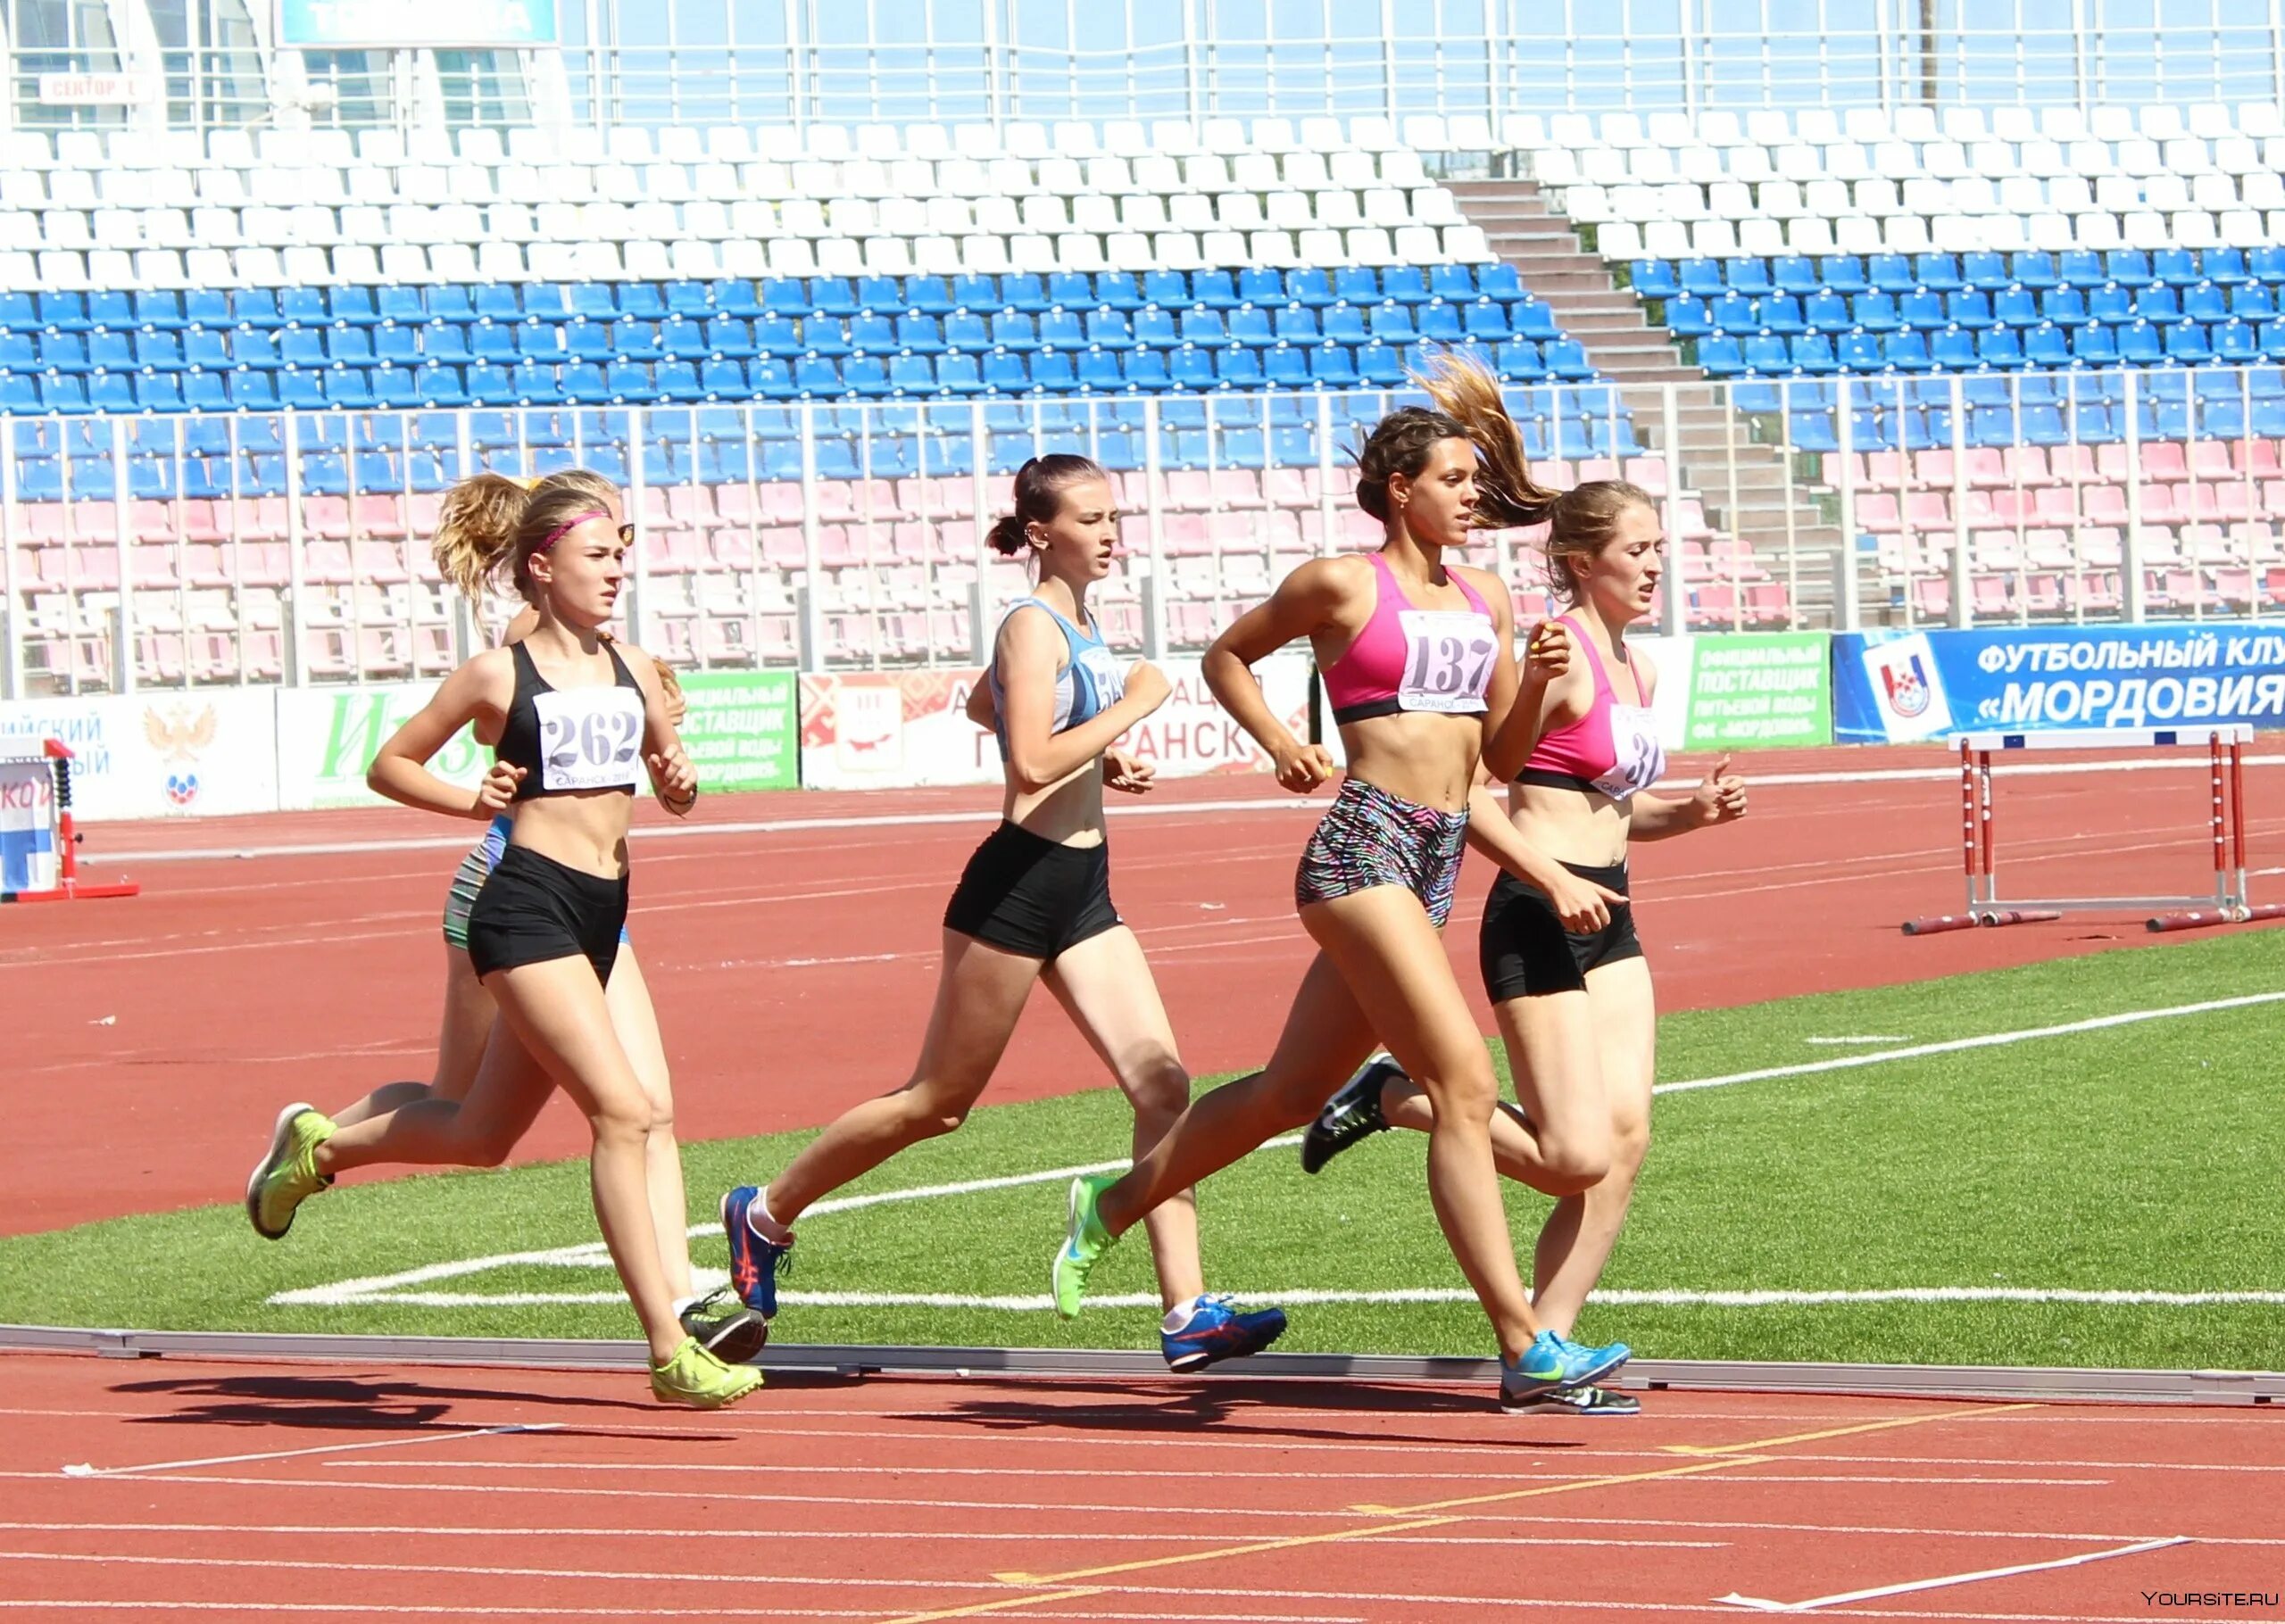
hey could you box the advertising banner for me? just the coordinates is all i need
[0,756,55,890]
[799,655,1313,791]
[1681,632,1833,750]
[278,0,558,48]
[274,682,486,811]
[1311,632,1832,760]
[1832,623,2285,743]
[677,671,800,791]
[0,691,279,821]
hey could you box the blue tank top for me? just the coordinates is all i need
[988,597,1126,749]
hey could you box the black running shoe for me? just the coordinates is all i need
[1504,1382,1641,1417]
[679,1285,770,1364]
[1300,1054,1404,1173]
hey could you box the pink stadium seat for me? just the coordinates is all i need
[357,494,406,539]
[2234,441,2283,480]
[1913,576,1949,618]
[1209,468,1264,509]
[2082,485,2130,525]
[352,539,407,583]
[302,541,353,584]
[1623,456,1668,495]
[710,531,756,570]
[760,482,805,527]
[2140,484,2185,524]
[1971,574,2012,618]
[1999,446,2056,486]
[2188,441,2232,481]
[303,495,353,541]
[1902,492,1951,530]
[2048,443,2098,484]
[129,543,178,590]
[2023,574,2066,614]
[1963,448,2008,488]
[1745,582,1790,623]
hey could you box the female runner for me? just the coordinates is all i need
[244,471,761,1363]
[245,472,760,1407]
[1301,479,1748,1415]
[718,455,1286,1370]
[1048,360,1630,1408]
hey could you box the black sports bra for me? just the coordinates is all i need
[495,640,647,800]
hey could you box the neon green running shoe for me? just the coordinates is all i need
[1051,1172,1120,1321]
[650,1336,764,1409]
[245,1104,337,1240]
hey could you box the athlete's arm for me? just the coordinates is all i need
[623,640,699,816]
[1203,557,1351,792]
[1483,617,1577,783]
[368,652,515,819]
[999,606,1167,793]
[1462,767,1625,931]
[964,676,997,732]
[1633,754,1747,839]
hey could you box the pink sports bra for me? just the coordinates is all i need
[1517,616,1666,803]
[1323,553,1500,725]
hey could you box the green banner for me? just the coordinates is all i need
[678,671,800,791]
[1683,633,1832,750]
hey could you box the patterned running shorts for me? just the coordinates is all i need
[1294,777,1471,927]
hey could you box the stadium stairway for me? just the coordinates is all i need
[1453,175,1844,620]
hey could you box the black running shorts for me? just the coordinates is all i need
[465,843,629,987]
[1478,861,1644,1002]
[943,821,1121,962]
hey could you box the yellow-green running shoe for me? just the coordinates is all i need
[650,1337,764,1408]
[1051,1172,1120,1321]
[245,1104,337,1240]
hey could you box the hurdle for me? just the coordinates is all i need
[0,740,139,905]
[1902,725,2282,936]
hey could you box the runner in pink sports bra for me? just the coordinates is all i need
[1323,552,1500,725]
[1515,612,1666,803]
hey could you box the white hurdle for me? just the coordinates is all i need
[1903,725,2284,936]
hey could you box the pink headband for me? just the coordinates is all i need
[537,508,610,552]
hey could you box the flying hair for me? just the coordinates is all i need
[431,468,619,607]
[985,453,1109,557]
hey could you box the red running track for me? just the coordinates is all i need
[0,1350,2278,1620]
[7,743,2284,1235]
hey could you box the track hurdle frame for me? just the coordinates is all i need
[0,740,139,905]
[1903,725,2281,936]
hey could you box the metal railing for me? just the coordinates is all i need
[7,365,2285,698]
[12,4,2285,139]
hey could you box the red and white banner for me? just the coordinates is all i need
[799,655,1314,791]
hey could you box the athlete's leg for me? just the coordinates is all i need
[1042,925,1202,1309]
[328,945,498,1128]
[316,1008,554,1175]
[604,944,693,1300]
[1528,957,1655,1337]
[760,932,1043,1225]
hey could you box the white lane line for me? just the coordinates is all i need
[0,1520,1724,1551]
[1654,990,2285,1097]
[58,1423,556,1479]
[326,1459,2109,1489]
[0,1548,987,1592]
[1715,1533,2191,1612]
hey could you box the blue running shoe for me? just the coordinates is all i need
[1499,1329,1632,1409]
[719,1185,793,1318]
[1161,1295,1289,1372]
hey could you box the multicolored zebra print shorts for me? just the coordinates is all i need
[1294,777,1471,927]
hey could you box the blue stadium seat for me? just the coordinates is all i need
[758,278,806,319]
[1381,267,1432,305]
[427,286,475,324]
[1429,264,1478,303]
[2214,318,2260,363]
[2106,250,2154,289]
[1285,268,1336,309]
[1770,253,1819,296]
[1003,272,1052,314]
[704,278,760,320]
[1228,307,1275,348]
[1075,350,1124,391]
[1333,267,1379,307]
[1192,269,1242,311]
[2254,247,2285,286]
[2115,319,2163,364]
[2231,283,2276,319]
[2153,247,2200,287]
[1976,327,2023,368]
[2089,283,2133,323]
[1630,259,1680,299]
[1698,335,1745,377]
[136,375,186,413]
[2012,252,2060,290]
[2072,323,2120,364]
[1948,290,1994,329]
[804,278,854,319]
[1272,306,1320,344]
[424,325,472,366]
[1122,349,1169,390]
[2184,281,2229,323]
[1756,294,1804,336]
[1995,286,2040,327]
[1835,330,1882,371]
[2165,321,2213,364]
[1853,291,1901,332]
[1263,346,1309,388]
[1960,252,2010,292]
[1679,259,1726,298]
[1818,254,1867,294]
[1791,334,1838,374]
[1046,270,1096,311]
[1742,334,1790,373]
[2134,284,2181,321]
[225,370,277,410]
[1900,289,1948,330]
[1867,253,1915,294]
[1309,343,1359,387]
[2023,323,2070,368]
[1726,257,1773,297]
[993,311,1039,349]
[1417,303,1462,344]
[1711,291,1757,335]
[2043,286,2090,326]
[132,290,185,331]
[845,313,895,355]
[37,293,89,333]
[0,293,37,333]
[1665,296,1712,338]
[1545,339,1593,380]
[1214,348,1263,390]
[1480,264,1524,302]
[1802,289,1851,333]
[1883,330,1932,371]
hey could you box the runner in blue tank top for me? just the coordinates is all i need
[719,455,1287,1372]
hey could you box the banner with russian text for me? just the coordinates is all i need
[799,655,1313,791]
[1832,623,2285,743]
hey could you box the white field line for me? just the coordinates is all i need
[58,1423,557,1479]
[1716,1535,2192,1613]
[273,991,2285,1313]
